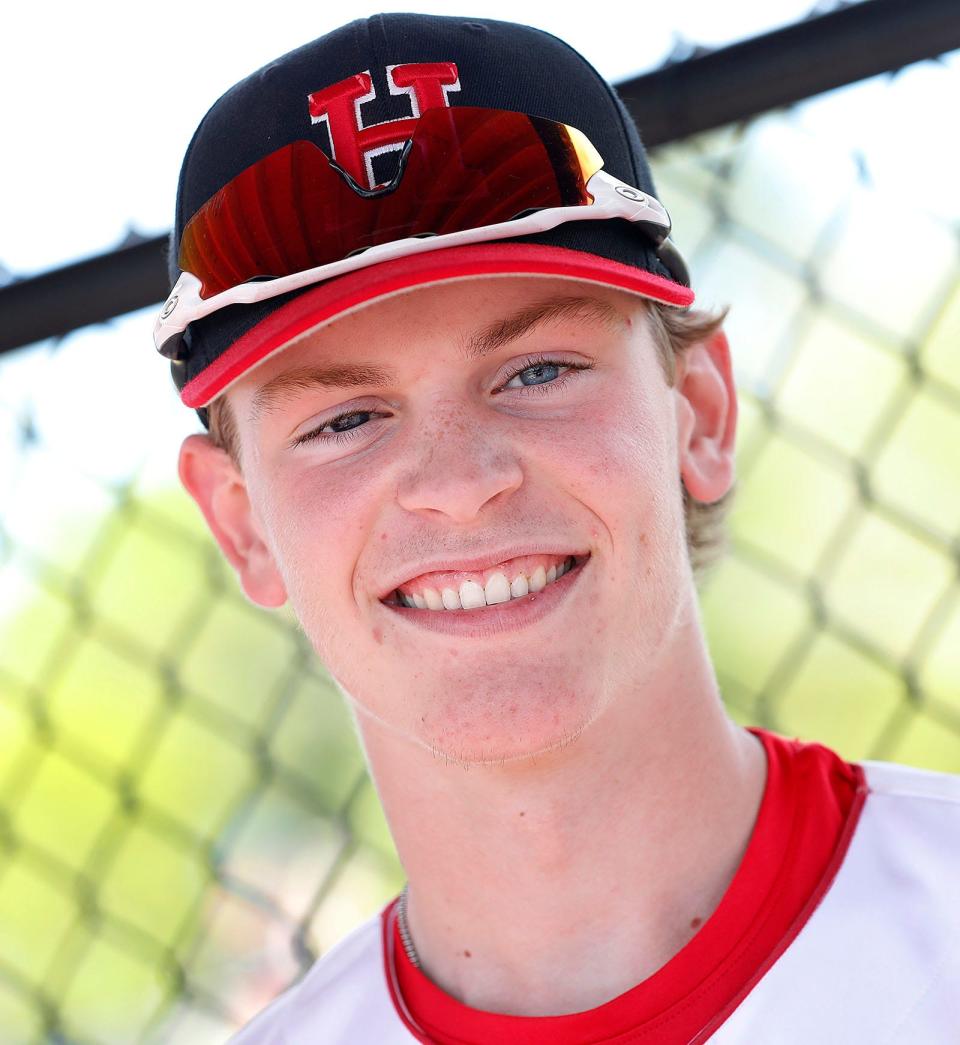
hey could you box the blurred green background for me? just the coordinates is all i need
[2,51,959,1045]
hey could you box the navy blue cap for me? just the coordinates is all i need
[168,14,691,421]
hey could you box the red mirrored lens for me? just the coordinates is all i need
[179,107,600,299]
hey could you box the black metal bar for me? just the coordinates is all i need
[0,237,169,354]
[2,0,958,355]
[621,0,960,146]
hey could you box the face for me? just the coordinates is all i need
[182,277,731,765]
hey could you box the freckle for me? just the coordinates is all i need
[690,917,703,930]
[519,811,525,817]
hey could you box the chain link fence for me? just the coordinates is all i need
[1,46,959,1045]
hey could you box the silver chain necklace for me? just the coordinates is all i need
[397,884,422,968]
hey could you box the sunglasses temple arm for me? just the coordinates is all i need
[587,173,690,287]
[656,239,690,288]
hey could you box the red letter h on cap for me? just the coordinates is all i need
[308,62,461,191]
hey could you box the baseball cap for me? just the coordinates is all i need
[163,13,694,425]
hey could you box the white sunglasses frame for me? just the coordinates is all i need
[154,168,688,361]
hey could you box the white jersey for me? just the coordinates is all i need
[230,757,960,1044]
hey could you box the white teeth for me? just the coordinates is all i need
[510,573,529,598]
[396,557,579,611]
[484,572,511,605]
[459,579,486,610]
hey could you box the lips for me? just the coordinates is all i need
[380,551,589,636]
[381,551,589,611]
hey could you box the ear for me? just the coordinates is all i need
[674,329,737,504]
[178,434,288,608]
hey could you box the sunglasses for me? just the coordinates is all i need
[154,105,689,360]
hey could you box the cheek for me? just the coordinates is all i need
[543,382,687,603]
[537,381,677,517]
[249,465,376,646]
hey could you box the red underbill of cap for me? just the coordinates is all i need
[179,243,696,409]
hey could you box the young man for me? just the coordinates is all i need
[157,14,960,1043]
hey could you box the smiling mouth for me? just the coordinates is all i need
[382,552,589,612]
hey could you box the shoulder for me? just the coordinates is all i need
[845,758,960,906]
[860,756,960,805]
[713,758,960,1042]
[858,757,960,861]
[228,906,408,1044]
[774,749,960,946]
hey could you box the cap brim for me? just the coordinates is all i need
[180,243,694,408]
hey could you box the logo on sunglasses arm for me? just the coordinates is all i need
[307,62,461,191]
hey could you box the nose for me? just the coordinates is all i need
[396,405,524,523]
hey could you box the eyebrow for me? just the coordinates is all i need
[248,294,631,424]
[249,361,395,424]
[461,293,631,361]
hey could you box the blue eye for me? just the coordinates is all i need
[501,356,591,392]
[327,411,373,432]
[516,363,560,385]
[292,409,384,447]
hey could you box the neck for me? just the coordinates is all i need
[354,610,767,1017]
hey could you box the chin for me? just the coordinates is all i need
[412,673,606,767]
